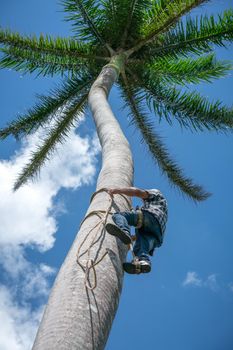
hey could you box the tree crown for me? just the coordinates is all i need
[1,0,233,200]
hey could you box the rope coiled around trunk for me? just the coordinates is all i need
[76,188,132,290]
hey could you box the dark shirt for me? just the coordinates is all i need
[141,189,168,235]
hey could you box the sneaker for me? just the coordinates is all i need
[105,221,132,244]
[139,260,151,273]
[123,259,151,274]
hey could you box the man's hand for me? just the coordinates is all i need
[106,187,149,199]
[107,188,115,197]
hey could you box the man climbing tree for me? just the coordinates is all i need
[0,1,233,349]
[106,187,168,274]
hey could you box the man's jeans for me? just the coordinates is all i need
[112,210,163,262]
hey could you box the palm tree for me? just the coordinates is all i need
[1,1,233,349]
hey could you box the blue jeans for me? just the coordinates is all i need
[112,210,163,262]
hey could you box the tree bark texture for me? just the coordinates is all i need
[32,64,134,350]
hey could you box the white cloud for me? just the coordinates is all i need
[0,124,100,349]
[0,285,43,350]
[182,271,202,287]
[0,248,55,350]
[205,274,219,292]
[0,127,100,251]
[182,271,219,291]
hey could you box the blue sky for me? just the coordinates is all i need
[0,1,233,349]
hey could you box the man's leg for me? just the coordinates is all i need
[133,230,156,262]
[122,230,155,274]
[123,212,162,274]
[106,211,138,244]
[112,211,138,231]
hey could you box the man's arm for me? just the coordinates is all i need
[107,187,149,199]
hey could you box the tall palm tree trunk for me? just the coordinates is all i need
[32,59,134,350]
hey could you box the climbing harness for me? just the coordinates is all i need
[76,188,134,290]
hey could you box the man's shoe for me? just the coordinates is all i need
[139,260,151,273]
[105,222,132,244]
[123,259,151,274]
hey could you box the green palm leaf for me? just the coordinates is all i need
[0,29,108,76]
[101,0,151,48]
[0,46,83,76]
[145,54,232,85]
[143,9,233,59]
[131,0,207,53]
[131,68,233,132]
[148,85,233,132]
[13,92,88,190]
[121,71,210,201]
[0,75,94,139]
[62,0,108,48]
[0,28,95,58]
[99,0,132,48]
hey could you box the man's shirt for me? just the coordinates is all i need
[141,189,168,235]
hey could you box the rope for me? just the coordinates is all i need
[76,188,133,290]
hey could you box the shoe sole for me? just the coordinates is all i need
[105,223,131,244]
[123,262,151,274]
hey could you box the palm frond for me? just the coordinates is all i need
[131,0,207,53]
[100,0,150,49]
[13,93,88,190]
[143,9,233,59]
[136,70,233,132]
[120,71,210,201]
[146,54,232,85]
[0,46,86,76]
[62,0,108,49]
[100,0,132,48]
[0,28,109,76]
[120,0,152,47]
[0,28,97,59]
[120,0,139,47]
[0,75,94,140]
